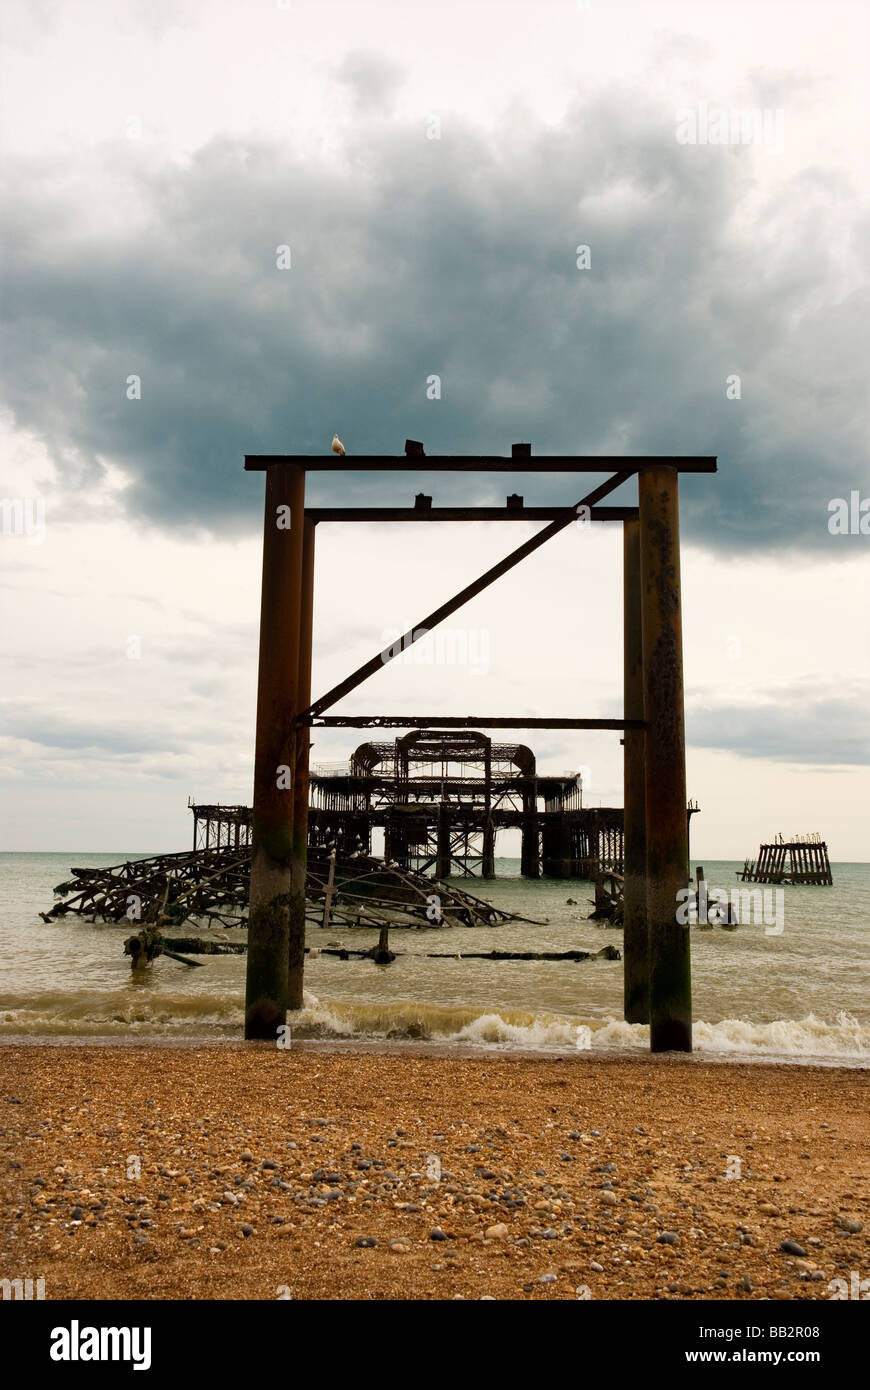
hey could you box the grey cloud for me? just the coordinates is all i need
[1,82,866,551]
[335,50,405,115]
[0,709,186,755]
[687,682,870,765]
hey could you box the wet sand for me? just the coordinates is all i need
[1,1046,867,1300]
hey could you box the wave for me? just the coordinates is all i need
[1,989,867,1062]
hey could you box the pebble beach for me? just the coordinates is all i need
[2,1046,867,1301]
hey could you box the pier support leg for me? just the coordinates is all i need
[520,789,540,878]
[289,517,316,1009]
[640,468,691,1053]
[623,518,648,1024]
[245,464,305,1039]
[482,820,496,879]
[436,804,451,879]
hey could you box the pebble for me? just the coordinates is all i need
[599,1191,618,1206]
[240,1151,253,1163]
[485,1224,509,1240]
[590,1261,604,1273]
[539,1273,557,1284]
[780,1240,806,1256]
[429,1228,448,1241]
[837,1217,862,1234]
[743,1275,753,1292]
[240,1224,254,1237]
[388,1240,410,1253]
[355,1236,376,1248]
[656,1231,679,1245]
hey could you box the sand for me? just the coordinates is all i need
[1,1045,867,1301]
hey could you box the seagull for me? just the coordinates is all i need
[331,433,346,457]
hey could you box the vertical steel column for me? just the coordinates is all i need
[639,467,691,1053]
[245,463,305,1039]
[623,517,648,1024]
[289,517,316,1008]
[482,742,494,878]
[520,784,540,878]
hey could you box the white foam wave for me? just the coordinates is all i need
[1,985,867,1063]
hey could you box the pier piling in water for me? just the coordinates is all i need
[639,467,691,1052]
[245,463,305,1038]
[622,517,648,1024]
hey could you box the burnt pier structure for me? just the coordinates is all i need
[309,729,625,879]
[741,834,832,886]
[243,444,717,1051]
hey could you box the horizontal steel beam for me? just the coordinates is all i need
[304,716,645,730]
[306,505,639,523]
[245,455,717,473]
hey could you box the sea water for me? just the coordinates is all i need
[1,853,868,1064]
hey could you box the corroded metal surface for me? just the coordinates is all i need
[639,469,691,1052]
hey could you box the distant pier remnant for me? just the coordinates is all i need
[244,446,717,1051]
[189,800,252,851]
[741,834,833,885]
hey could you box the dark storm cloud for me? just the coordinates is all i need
[1,81,866,550]
[687,682,870,765]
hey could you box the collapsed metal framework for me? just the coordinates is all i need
[243,443,717,1052]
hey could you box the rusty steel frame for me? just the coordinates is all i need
[245,451,715,1053]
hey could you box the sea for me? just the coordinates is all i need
[1,853,868,1066]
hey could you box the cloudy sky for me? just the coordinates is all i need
[1,0,868,857]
